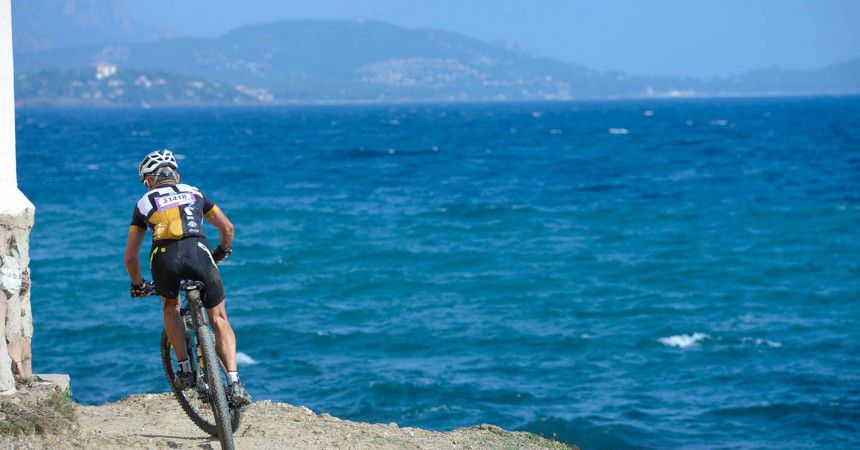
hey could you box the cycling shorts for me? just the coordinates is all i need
[149,237,225,309]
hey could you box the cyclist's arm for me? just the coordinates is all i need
[124,226,147,285]
[205,207,234,249]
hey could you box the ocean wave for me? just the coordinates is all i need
[658,332,710,348]
[236,351,258,366]
[521,416,641,450]
[741,337,782,348]
[666,169,698,181]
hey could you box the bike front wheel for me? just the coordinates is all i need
[196,322,235,449]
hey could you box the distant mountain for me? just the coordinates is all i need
[13,19,860,105]
[12,0,171,53]
[708,58,860,95]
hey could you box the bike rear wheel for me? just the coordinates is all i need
[161,331,242,436]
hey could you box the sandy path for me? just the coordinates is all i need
[2,393,573,449]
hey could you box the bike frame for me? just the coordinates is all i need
[181,282,212,393]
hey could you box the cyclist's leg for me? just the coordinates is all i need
[207,302,237,372]
[151,242,187,360]
[186,238,236,370]
[162,296,188,360]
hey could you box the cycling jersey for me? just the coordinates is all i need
[130,184,220,241]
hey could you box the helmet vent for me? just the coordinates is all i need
[138,149,179,182]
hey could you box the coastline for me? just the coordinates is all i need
[13,90,860,109]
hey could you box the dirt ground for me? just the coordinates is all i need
[1,392,574,449]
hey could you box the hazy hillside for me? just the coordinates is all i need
[16,20,617,101]
[709,58,860,94]
[13,18,860,104]
[12,0,171,53]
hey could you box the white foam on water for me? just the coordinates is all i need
[87,164,100,170]
[236,352,258,366]
[741,337,782,348]
[710,119,728,126]
[658,332,710,348]
[643,110,654,117]
[531,111,542,118]
[608,128,629,135]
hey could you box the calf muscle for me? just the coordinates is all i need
[162,297,188,361]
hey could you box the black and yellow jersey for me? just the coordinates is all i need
[130,184,221,241]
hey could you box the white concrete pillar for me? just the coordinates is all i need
[0,0,35,395]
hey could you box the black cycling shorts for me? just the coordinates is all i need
[150,237,225,309]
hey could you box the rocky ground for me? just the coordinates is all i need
[1,389,574,450]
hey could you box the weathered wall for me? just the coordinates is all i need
[1,0,36,395]
[0,210,34,393]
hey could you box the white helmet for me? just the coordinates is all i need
[138,149,178,182]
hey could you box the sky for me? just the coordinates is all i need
[127,0,860,78]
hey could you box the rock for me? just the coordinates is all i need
[4,291,20,340]
[0,203,35,396]
[0,335,13,394]
[6,335,26,375]
[0,252,21,295]
[35,373,71,391]
[0,291,5,334]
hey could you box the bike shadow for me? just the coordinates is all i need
[136,433,217,442]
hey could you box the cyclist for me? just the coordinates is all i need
[123,149,251,407]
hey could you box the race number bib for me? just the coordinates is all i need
[155,192,194,211]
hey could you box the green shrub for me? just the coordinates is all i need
[0,388,77,435]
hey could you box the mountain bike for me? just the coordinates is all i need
[145,280,242,450]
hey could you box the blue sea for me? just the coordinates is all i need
[16,97,860,449]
